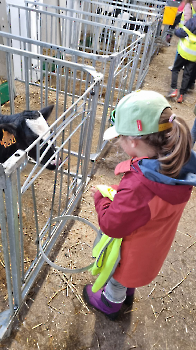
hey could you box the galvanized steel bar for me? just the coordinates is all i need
[6,52,15,115]
[96,53,117,154]
[16,167,25,282]
[4,172,22,310]
[0,166,14,316]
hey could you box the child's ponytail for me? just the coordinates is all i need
[140,108,192,178]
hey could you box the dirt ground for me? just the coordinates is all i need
[1,35,196,349]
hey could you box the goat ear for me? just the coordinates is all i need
[39,105,54,121]
[0,123,17,137]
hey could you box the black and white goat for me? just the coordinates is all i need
[0,105,59,170]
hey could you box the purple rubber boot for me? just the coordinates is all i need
[83,284,123,320]
[124,288,135,307]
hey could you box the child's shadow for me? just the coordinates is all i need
[88,301,136,349]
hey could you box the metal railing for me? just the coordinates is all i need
[5,3,147,156]
[6,2,162,157]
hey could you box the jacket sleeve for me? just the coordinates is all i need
[175,16,196,37]
[94,171,152,238]
[174,27,188,37]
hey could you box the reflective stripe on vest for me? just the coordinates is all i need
[178,25,196,62]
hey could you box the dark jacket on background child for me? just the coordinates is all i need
[175,14,196,37]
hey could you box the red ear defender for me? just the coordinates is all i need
[137,120,142,131]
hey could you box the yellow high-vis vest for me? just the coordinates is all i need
[178,24,196,62]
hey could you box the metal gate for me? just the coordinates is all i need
[0,42,102,339]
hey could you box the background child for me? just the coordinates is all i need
[167,14,196,102]
[167,0,196,70]
[83,90,196,320]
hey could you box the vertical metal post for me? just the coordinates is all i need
[82,80,100,182]
[136,30,150,86]
[6,52,15,115]
[4,172,22,309]
[0,166,14,315]
[128,38,144,92]
[16,168,24,282]
[24,56,30,110]
[31,183,39,256]
[96,54,117,153]
[44,59,49,106]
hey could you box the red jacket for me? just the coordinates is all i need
[94,158,192,287]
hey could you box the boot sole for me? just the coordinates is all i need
[83,286,119,321]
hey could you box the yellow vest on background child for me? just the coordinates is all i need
[178,24,196,61]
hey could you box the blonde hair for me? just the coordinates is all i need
[139,108,192,178]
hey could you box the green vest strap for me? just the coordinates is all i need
[91,235,122,292]
[90,185,122,293]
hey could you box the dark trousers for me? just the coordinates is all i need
[189,62,196,86]
[171,54,196,95]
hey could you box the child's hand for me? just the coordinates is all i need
[90,186,98,198]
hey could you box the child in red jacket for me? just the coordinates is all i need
[83,90,196,320]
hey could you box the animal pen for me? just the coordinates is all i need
[7,0,165,155]
[0,0,167,339]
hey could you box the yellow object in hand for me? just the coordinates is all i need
[96,185,117,201]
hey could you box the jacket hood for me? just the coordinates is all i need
[138,150,196,186]
[136,151,195,204]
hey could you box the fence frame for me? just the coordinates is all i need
[4,7,148,157]
[0,42,103,339]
